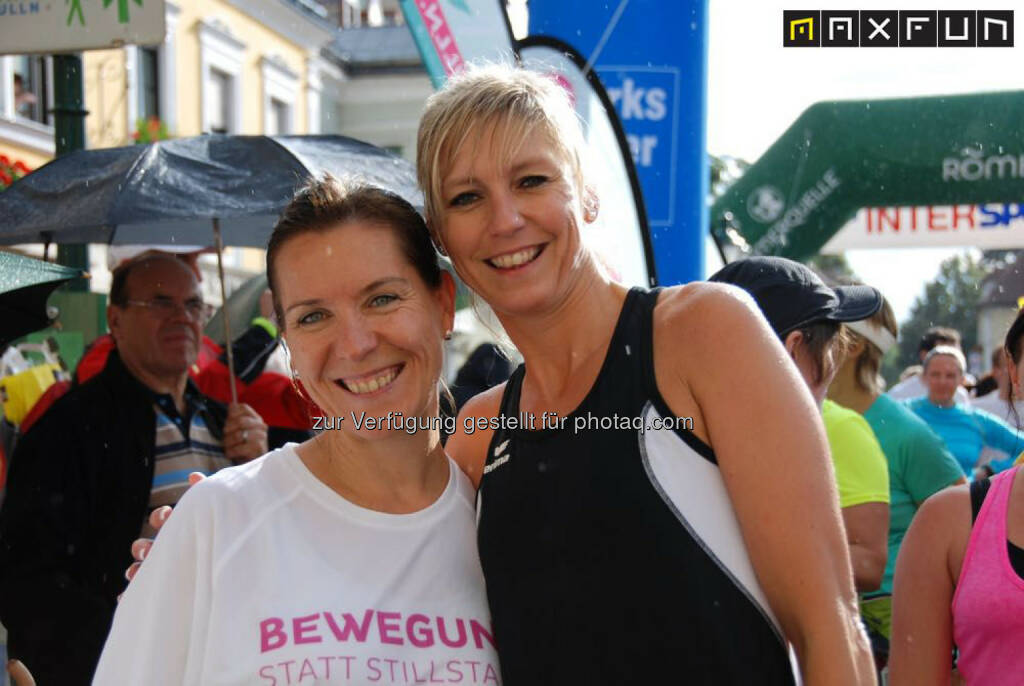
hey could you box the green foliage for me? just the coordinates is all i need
[882,253,987,384]
[807,253,859,284]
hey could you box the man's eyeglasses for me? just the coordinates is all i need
[124,297,212,321]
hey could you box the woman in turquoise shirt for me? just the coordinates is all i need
[829,299,965,660]
[906,346,1024,476]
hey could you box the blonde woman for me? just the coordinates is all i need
[422,65,873,685]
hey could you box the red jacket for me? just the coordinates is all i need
[67,334,313,431]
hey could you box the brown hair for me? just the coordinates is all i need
[919,326,961,355]
[416,63,587,247]
[266,176,442,328]
[792,320,847,386]
[1004,308,1024,426]
[849,297,898,395]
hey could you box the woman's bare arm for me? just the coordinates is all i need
[445,383,506,489]
[889,485,969,686]
[655,283,874,685]
[843,502,890,592]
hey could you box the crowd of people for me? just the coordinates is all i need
[0,63,1021,685]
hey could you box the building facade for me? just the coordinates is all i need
[1,0,337,302]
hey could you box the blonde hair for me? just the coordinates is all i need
[416,63,587,246]
[847,296,898,395]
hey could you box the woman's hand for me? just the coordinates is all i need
[123,473,206,588]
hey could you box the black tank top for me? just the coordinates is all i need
[477,288,796,685]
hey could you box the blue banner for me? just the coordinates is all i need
[529,0,709,285]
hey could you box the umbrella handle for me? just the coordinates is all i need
[213,219,239,405]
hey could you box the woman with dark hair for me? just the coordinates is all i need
[95,178,499,684]
[890,307,1024,685]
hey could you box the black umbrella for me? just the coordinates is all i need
[0,134,420,248]
[0,252,86,350]
[0,134,420,400]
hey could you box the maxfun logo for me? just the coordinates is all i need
[783,10,1013,47]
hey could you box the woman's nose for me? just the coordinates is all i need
[332,316,378,361]
[489,189,526,235]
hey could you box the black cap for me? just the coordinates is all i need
[709,256,882,337]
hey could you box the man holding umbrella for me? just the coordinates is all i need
[67,244,313,446]
[0,253,268,685]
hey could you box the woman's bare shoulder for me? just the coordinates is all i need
[653,282,775,369]
[655,282,763,335]
[912,483,973,577]
[447,382,508,488]
[916,483,972,527]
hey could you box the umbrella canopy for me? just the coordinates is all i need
[0,134,421,248]
[204,272,269,345]
[0,252,85,349]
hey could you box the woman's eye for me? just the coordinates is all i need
[369,294,398,308]
[297,311,326,326]
[520,175,548,188]
[449,192,479,207]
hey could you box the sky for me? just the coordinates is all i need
[705,0,1023,321]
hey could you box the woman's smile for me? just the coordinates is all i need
[486,244,545,271]
[275,221,454,432]
[336,363,404,396]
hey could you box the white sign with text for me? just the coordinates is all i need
[0,0,165,55]
[822,203,1024,252]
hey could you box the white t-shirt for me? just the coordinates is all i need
[887,373,971,405]
[94,445,500,685]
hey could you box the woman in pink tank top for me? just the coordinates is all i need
[889,309,1024,685]
[951,465,1024,682]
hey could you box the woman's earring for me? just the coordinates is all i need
[444,331,453,341]
[583,187,600,222]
